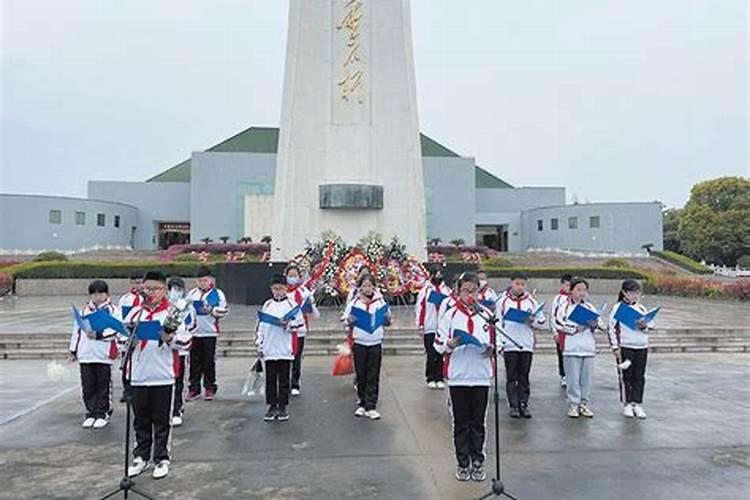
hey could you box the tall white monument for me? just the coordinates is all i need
[271,0,427,260]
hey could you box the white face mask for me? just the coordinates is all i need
[168,289,184,302]
[478,280,487,289]
[287,276,301,286]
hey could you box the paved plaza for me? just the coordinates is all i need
[0,352,748,499]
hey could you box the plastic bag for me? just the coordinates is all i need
[47,360,72,382]
[241,358,265,399]
[332,352,354,376]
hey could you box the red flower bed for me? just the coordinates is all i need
[648,275,750,300]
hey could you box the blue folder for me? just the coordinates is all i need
[453,329,489,350]
[427,291,448,306]
[301,298,314,314]
[194,289,221,315]
[72,306,127,336]
[257,305,301,328]
[480,299,496,308]
[567,304,600,328]
[133,320,163,341]
[614,304,660,331]
[503,302,545,324]
[121,305,133,319]
[350,304,391,334]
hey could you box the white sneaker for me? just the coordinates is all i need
[152,460,169,479]
[366,410,381,420]
[354,406,366,417]
[127,457,149,477]
[171,415,183,427]
[436,381,445,390]
[567,405,579,418]
[291,388,301,396]
[623,404,635,418]
[427,381,438,389]
[82,417,95,428]
[633,404,647,419]
[560,377,567,388]
[92,417,109,429]
[579,404,595,418]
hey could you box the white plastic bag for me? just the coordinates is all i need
[241,358,265,399]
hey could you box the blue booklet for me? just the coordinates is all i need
[72,306,127,336]
[133,320,163,341]
[257,305,301,328]
[194,289,221,315]
[301,297,314,314]
[350,304,391,334]
[567,304,601,327]
[480,299,496,308]
[503,302,545,324]
[453,329,489,350]
[427,290,448,306]
[614,304,661,331]
[121,305,133,319]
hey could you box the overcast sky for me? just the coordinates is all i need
[1,0,747,208]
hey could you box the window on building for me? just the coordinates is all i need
[551,218,559,230]
[114,215,121,228]
[97,213,106,227]
[568,216,578,229]
[49,210,62,224]
[590,215,600,229]
[75,211,86,225]
[537,219,543,231]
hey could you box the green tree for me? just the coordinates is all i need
[662,208,682,252]
[678,176,750,265]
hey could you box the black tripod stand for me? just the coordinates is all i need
[98,320,155,500]
[473,306,519,500]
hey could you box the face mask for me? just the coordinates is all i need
[478,280,487,289]
[168,289,183,302]
[287,276,301,286]
[431,276,443,286]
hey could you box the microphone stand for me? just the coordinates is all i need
[472,305,520,500]
[97,315,156,500]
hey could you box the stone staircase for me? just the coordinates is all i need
[1,328,749,360]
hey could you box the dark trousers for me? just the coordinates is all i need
[423,333,444,383]
[556,343,566,378]
[291,337,305,389]
[80,363,111,419]
[353,343,382,411]
[449,386,489,468]
[173,355,187,416]
[131,384,173,463]
[504,351,533,409]
[189,337,217,392]
[621,347,648,404]
[265,359,291,407]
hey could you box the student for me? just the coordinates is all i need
[554,277,602,418]
[124,271,181,480]
[186,267,228,401]
[285,265,320,396]
[256,274,304,422]
[550,274,573,388]
[166,277,196,426]
[434,272,493,482]
[496,272,545,418]
[345,274,391,420]
[476,270,498,308]
[117,273,143,402]
[414,266,452,389]
[608,280,653,419]
[69,280,121,429]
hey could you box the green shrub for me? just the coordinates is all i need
[652,250,712,274]
[5,261,214,279]
[737,255,750,269]
[33,251,68,262]
[173,253,200,262]
[483,266,648,280]
[482,257,513,268]
[603,258,630,268]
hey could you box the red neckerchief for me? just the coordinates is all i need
[504,289,528,308]
[453,299,476,334]
[558,288,570,296]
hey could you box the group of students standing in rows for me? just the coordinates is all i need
[414,268,655,482]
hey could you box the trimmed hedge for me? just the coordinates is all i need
[652,250,711,274]
[33,251,68,262]
[482,266,648,280]
[5,261,214,279]
[602,258,630,268]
